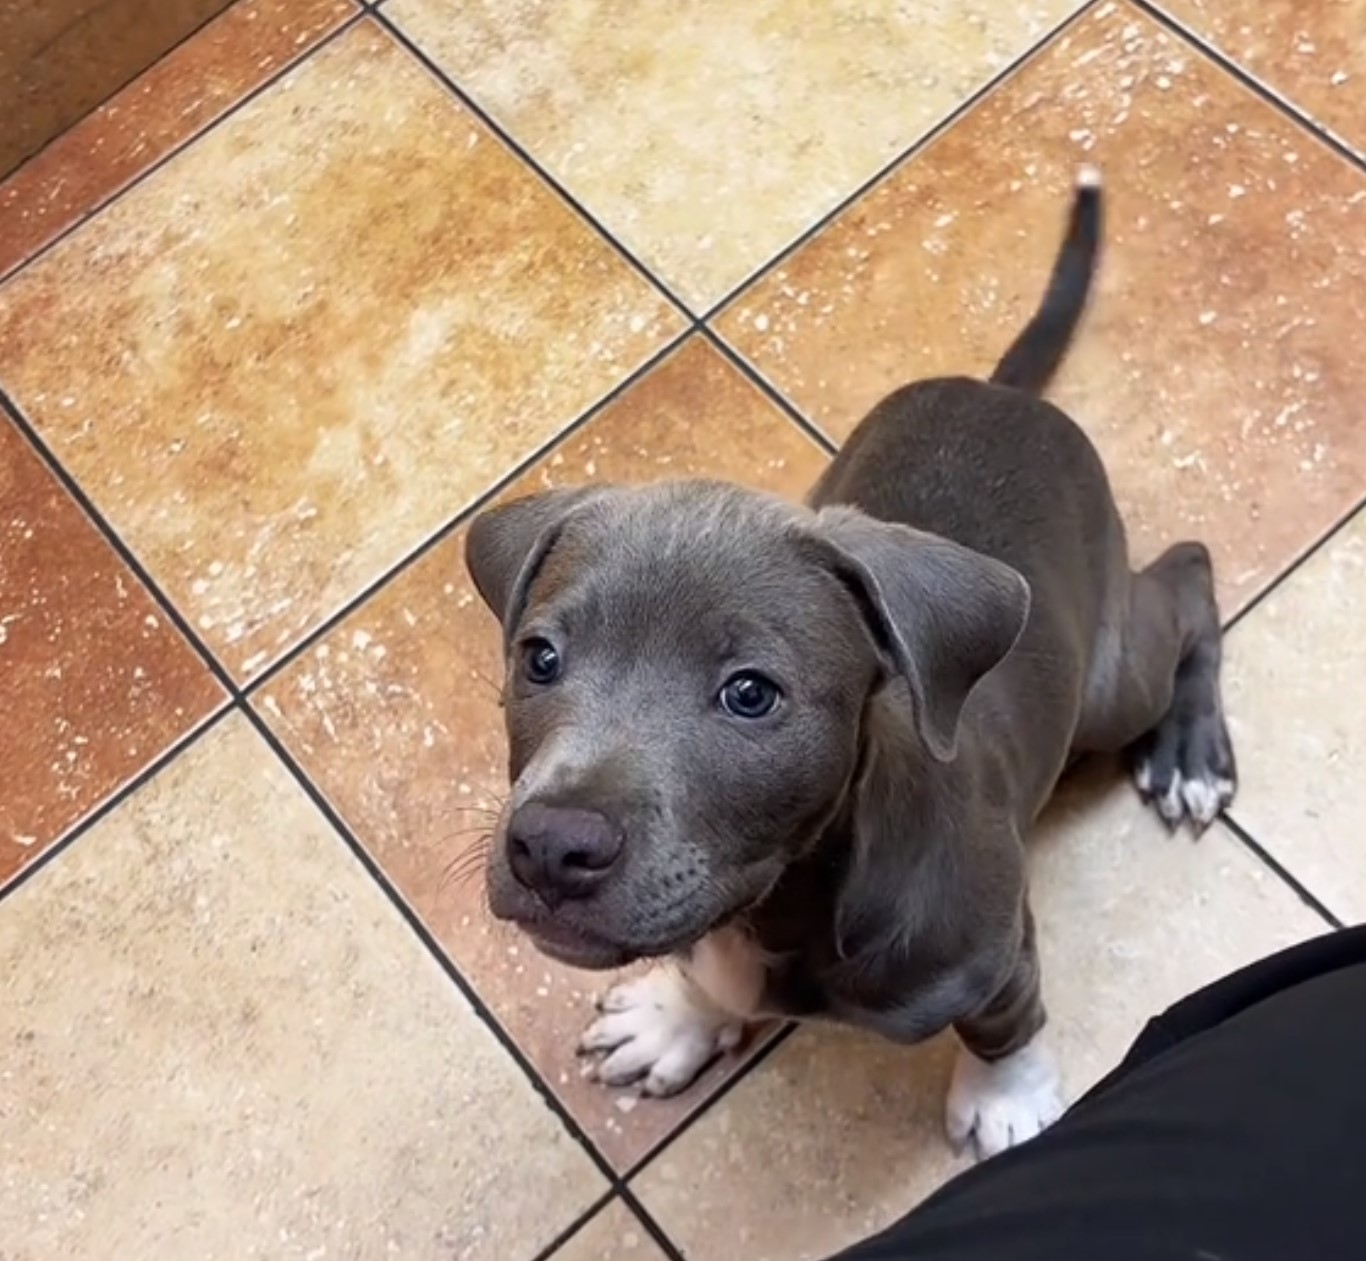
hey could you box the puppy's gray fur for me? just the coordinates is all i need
[465,172,1236,1156]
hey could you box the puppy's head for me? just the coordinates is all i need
[464,479,1028,970]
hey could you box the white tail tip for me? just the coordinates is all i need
[1076,164,1103,190]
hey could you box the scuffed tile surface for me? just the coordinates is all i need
[1225,511,1366,924]
[634,776,1325,1261]
[0,21,682,682]
[0,713,605,1261]
[0,416,223,884]
[258,336,828,1167]
[551,1200,670,1261]
[0,0,357,278]
[719,0,1366,612]
[1160,0,1366,155]
[388,0,1087,310]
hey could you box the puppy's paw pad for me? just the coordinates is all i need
[579,970,739,1097]
[946,1043,1064,1161]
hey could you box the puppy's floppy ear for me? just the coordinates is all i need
[811,505,1031,763]
[464,487,609,635]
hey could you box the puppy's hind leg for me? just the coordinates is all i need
[1079,540,1236,832]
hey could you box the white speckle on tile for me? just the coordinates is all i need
[753,313,770,333]
[1331,70,1350,87]
[1228,184,1247,199]
[1199,311,1217,326]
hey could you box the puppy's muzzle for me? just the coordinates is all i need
[506,803,624,907]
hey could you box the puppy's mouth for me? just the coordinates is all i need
[506,907,719,971]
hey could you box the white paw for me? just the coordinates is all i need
[945,1040,1064,1161]
[578,970,742,1097]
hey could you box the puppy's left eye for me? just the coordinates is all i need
[521,637,562,685]
[719,671,782,720]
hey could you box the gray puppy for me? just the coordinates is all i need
[464,169,1235,1159]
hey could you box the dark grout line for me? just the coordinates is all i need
[693,0,1106,324]
[700,328,838,456]
[2,0,276,189]
[0,706,231,906]
[0,10,367,287]
[1133,0,1366,177]
[241,704,635,1188]
[1219,814,1346,930]
[6,0,1361,1221]
[246,329,690,693]
[620,1022,797,1183]
[373,11,689,318]
[619,1184,690,1261]
[526,1192,616,1261]
[0,392,238,695]
[1225,496,1366,634]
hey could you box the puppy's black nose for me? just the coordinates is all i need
[506,804,623,904]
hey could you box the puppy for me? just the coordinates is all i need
[464,169,1235,1159]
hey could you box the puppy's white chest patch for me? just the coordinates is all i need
[686,926,770,1019]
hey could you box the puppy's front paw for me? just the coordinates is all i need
[946,1041,1064,1161]
[578,970,743,1097]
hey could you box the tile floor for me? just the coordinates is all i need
[1,1,1362,1258]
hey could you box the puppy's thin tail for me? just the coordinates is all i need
[990,166,1103,395]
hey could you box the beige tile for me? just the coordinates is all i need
[1160,0,1366,156]
[0,21,682,682]
[0,712,604,1261]
[0,0,357,278]
[388,0,1087,310]
[551,1200,671,1261]
[634,773,1325,1261]
[1224,511,1366,924]
[258,336,828,1168]
[718,0,1366,614]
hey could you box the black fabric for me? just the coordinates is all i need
[828,925,1366,1261]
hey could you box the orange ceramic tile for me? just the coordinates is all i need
[388,0,1088,311]
[0,415,224,887]
[0,0,357,279]
[0,22,682,683]
[257,337,829,1168]
[718,0,1366,614]
[0,0,236,178]
[1160,0,1366,156]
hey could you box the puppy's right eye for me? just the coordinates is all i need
[521,637,562,685]
[719,670,782,720]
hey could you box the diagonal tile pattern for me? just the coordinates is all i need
[1159,0,1366,156]
[1224,509,1366,924]
[387,0,1089,310]
[0,0,357,279]
[551,1200,672,1261]
[0,21,681,683]
[0,415,224,884]
[0,713,605,1261]
[2,0,1364,1255]
[717,0,1366,614]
